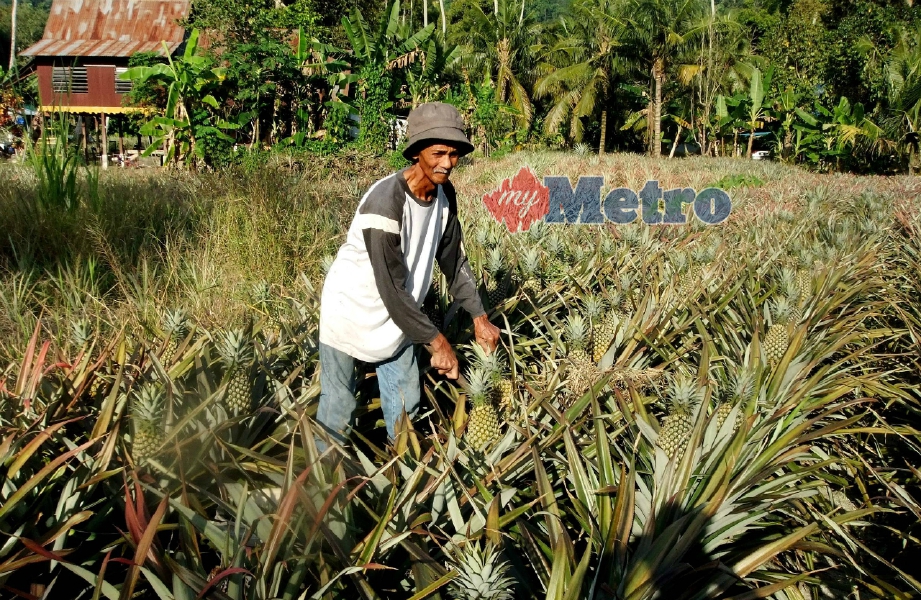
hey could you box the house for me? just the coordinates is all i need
[21,0,192,115]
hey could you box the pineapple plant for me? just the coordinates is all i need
[430,261,444,297]
[484,246,507,307]
[779,268,803,324]
[464,366,500,449]
[422,295,444,330]
[479,348,515,420]
[161,309,190,366]
[765,297,794,367]
[543,234,568,283]
[132,383,165,463]
[218,329,255,414]
[657,374,700,459]
[564,314,596,405]
[69,318,93,350]
[446,541,515,600]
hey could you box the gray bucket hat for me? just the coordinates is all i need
[402,102,474,160]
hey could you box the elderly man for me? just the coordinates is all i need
[317,102,501,445]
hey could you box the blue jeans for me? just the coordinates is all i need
[316,342,421,444]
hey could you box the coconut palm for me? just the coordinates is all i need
[453,0,540,129]
[533,0,629,151]
[625,0,705,156]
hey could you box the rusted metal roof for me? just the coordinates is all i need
[21,0,191,58]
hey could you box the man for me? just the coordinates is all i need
[318,102,500,445]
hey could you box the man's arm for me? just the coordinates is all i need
[437,184,500,353]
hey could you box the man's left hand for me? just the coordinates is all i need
[473,314,501,354]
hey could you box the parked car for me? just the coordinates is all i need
[752,150,771,160]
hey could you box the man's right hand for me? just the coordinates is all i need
[426,333,459,380]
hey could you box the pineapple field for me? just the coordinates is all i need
[1,151,921,599]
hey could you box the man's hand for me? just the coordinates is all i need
[473,314,501,354]
[426,333,459,379]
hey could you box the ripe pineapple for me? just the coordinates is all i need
[582,295,605,360]
[132,383,165,463]
[479,348,516,420]
[593,291,624,363]
[673,252,695,300]
[484,246,507,307]
[218,329,255,413]
[716,366,755,432]
[564,314,596,405]
[765,297,793,367]
[657,375,700,460]
[446,541,515,600]
[465,366,500,449]
[519,247,543,297]
[161,309,190,365]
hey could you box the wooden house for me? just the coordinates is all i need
[21,0,192,115]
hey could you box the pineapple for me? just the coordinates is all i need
[582,295,605,360]
[657,375,700,459]
[465,366,500,449]
[779,267,802,324]
[716,367,754,432]
[564,314,596,405]
[422,295,444,330]
[446,541,515,600]
[218,329,255,413]
[251,280,278,329]
[593,292,621,363]
[161,309,190,366]
[543,234,568,283]
[765,298,793,367]
[430,261,444,297]
[519,247,543,297]
[484,247,507,307]
[132,383,165,463]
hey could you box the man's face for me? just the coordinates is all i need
[414,144,461,186]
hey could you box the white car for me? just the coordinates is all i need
[751,150,770,160]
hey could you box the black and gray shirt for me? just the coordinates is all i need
[319,168,484,362]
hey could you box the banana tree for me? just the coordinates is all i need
[121,30,236,167]
[743,65,772,158]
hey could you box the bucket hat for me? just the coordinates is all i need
[402,102,474,160]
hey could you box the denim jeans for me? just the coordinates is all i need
[316,342,421,444]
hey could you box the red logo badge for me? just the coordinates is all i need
[481,167,550,233]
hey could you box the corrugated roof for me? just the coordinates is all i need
[21,0,190,58]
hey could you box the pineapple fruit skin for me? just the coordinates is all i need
[658,412,692,459]
[467,404,500,449]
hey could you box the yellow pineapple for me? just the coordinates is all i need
[218,329,254,414]
[131,383,165,463]
[161,309,190,366]
[765,297,794,367]
[465,366,500,449]
[657,375,700,459]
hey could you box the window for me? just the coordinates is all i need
[52,67,89,94]
[115,67,133,94]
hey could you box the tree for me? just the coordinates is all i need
[534,0,628,151]
[626,0,704,156]
[452,0,541,129]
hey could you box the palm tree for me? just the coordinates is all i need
[882,25,921,174]
[533,0,629,152]
[455,0,540,129]
[625,0,704,156]
[8,0,17,71]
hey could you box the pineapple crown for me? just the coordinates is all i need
[162,309,190,339]
[475,225,490,247]
[691,245,713,265]
[778,266,797,290]
[564,314,589,352]
[667,373,702,415]
[520,247,542,275]
[464,366,494,407]
[69,318,94,348]
[251,280,272,305]
[133,383,165,422]
[727,366,756,404]
[601,237,615,256]
[217,329,255,367]
[486,246,505,275]
[671,251,689,273]
[544,233,565,257]
[770,296,793,324]
[582,295,605,320]
[446,541,515,600]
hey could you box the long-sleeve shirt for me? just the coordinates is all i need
[319,168,485,363]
